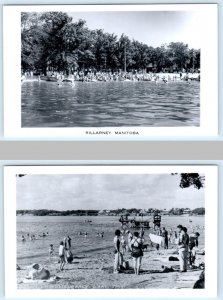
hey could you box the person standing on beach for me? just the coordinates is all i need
[120,235,127,254]
[177,225,189,272]
[188,231,199,267]
[59,241,66,270]
[67,236,71,250]
[130,232,143,275]
[161,227,168,249]
[113,229,123,274]
[139,227,145,239]
[126,230,133,252]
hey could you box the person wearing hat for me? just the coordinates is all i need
[177,225,189,272]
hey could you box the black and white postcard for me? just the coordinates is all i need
[3,4,218,139]
[4,165,217,297]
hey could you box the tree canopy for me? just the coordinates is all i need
[21,12,200,74]
[171,173,205,189]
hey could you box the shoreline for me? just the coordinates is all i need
[17,246,205,290]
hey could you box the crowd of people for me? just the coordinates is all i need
[20,223,201,277]
[22,69,200,84]
[112,224,200,275]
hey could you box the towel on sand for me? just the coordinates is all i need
[22,276,59,284]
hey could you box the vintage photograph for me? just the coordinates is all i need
[3,4,218,138]
[21,9,201,128]
[3,165,218,297]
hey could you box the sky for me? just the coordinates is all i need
[69,11,203,49]
[16,174,204,211]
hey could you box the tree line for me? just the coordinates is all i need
[21,12,200,75]
[16,207,205,216]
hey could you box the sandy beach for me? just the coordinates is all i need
[16,215,205,289]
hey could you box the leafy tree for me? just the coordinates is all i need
[171,173,204,189]
[21,12,200,74]
[192,207,205,215]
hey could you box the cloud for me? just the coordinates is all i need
[16,174,204,210]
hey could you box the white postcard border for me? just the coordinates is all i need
[3,4,218,139]
[4,165,218,297]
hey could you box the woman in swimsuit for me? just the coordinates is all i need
[130,232,144,275]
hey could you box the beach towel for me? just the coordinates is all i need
[22,276,59,284]
[149,233,163,245]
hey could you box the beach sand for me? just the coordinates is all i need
[17,241,204,290]
[16,215,205,289]
[17,249,204,289]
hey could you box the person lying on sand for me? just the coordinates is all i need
[26,263,50,280]
[39,232,46,237]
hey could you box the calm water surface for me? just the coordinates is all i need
[21,81,200,127]
[17,215,204,265]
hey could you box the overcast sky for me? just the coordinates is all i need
[16,174,204,211]
[69,11,203,49]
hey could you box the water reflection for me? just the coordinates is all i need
[21,81,200,127]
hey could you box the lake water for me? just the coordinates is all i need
[21,81,200,127]
[17,215,204,266]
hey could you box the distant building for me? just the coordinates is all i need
[183,208,191,214]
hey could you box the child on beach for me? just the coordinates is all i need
[49,244,54,256]
[59,241,66,270]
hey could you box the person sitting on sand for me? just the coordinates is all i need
[21,235,26,242]
[49,244,54,256]
[59,241,66,270]
[113,229,123,274]
[130,232,144,275]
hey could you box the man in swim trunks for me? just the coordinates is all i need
[113,229,123,274]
